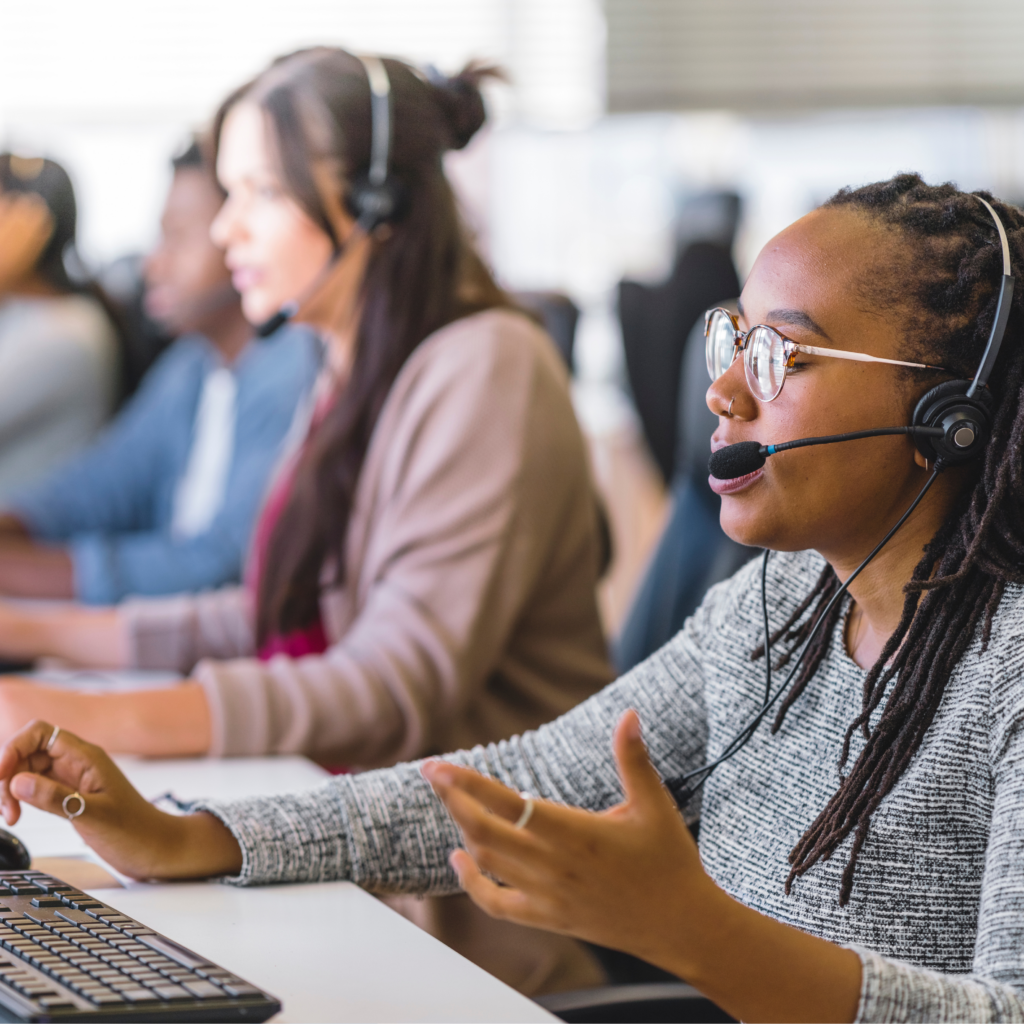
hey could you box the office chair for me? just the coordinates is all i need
[537,981,735,1023]
[514,290,580,371]
[96,254,172,404]
[618,191,742,483]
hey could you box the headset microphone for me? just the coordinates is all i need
[709,427,945,480]
[252,53,402,341]
[254,301,299,340]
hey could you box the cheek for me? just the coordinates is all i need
[716,372,913,549]
[242,206,333,319]
[261,207,331,286]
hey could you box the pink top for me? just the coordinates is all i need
[120,309,612,766]
[250,396,332,662]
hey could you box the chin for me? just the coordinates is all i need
[240,291,279,327]
[719,504,782,552]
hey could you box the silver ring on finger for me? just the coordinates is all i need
[513,792,535,831]
[62,792,85,820]
[45,725,60,753]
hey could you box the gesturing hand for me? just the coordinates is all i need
[421,710,721,974]
[0,721,242,881]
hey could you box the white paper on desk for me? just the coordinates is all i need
[28,669,182,690]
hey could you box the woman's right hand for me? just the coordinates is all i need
[0,721,242,880]
[0,192,54,292]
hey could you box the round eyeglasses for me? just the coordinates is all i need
[705,307,947,403]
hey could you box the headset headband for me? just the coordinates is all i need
[967,195,1015,397]
[356,54,392,189]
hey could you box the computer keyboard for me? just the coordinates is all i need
[0,869,280,1022]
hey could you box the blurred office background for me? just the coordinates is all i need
[4,0,1024,626]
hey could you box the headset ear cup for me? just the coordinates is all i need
[912,379,994,464]
[344,176,408,233]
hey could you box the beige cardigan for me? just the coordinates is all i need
[120,309,612,763]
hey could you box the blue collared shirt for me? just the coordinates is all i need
[8,325,320,604]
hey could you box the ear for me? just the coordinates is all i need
[913,449,929,470]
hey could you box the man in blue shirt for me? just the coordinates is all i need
[0,142,319,602]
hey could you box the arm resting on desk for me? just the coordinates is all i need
[0,537,74,599]
[0,600,215,756]
[0,601,127,667]
[0,681,212,757]
[0,720,240,878]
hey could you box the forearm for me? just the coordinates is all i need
[0,604,127,667]
[147,811,243,880]
[3,682,213,757]
[0,539,74,599]
[652,880,861,1024]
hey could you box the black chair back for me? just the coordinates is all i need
[537,981,735,1023]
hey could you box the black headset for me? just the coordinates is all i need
[255,53,405,338]
[911,196,1015,467]
[345,54,407,234]
[672,194,1017,807]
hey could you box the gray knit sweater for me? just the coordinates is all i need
[201,550,1024,1023]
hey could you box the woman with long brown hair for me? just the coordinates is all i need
[0,48,611,991]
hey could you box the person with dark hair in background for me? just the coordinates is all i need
[0,142,319,603]
[0,155,118,497]
[0,51,611,994]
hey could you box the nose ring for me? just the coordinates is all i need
[726,397,735,417]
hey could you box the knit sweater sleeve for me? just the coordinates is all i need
[192,579,717,888]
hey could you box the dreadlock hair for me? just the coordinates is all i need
[750,173,1024,906]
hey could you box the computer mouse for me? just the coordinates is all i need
[0,829,31,870]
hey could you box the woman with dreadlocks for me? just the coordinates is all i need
[1,173,1022,1021]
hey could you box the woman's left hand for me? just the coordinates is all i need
[421,709,720,974]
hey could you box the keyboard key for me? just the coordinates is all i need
[194,965,230,979]
[30,897,64,908]
[21,981,55,993]
[136,933,209,969]
[125,969,162,983]
[120,987,160,1003]
[151,983,192,1000]
[88,992,126,1005]
[7,884,43,895]
[224,978,264,995]
[112,940,147,953]
[38,996,76,1008]
[54,908,95,926]
[183,980,225,999]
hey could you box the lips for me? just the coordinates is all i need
[230,267,262,292]
[708,468,763,495]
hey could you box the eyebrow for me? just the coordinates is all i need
[765,308,832,341]
[737,299,831,341]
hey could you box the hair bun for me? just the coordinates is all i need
[426,62,503,151]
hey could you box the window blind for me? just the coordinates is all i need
[606,0,1024,111]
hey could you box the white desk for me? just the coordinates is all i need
[11,754,554,1023]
